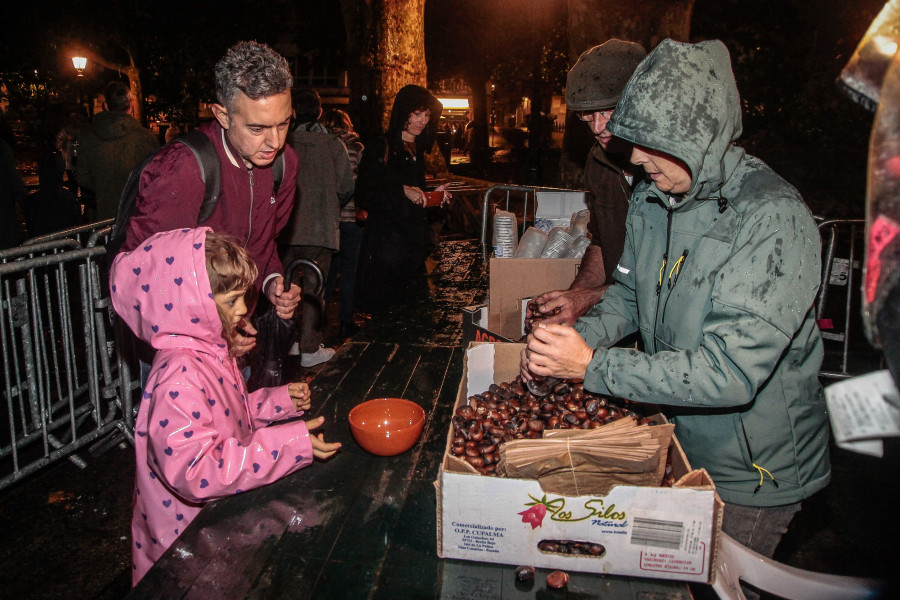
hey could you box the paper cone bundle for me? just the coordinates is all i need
[497,417,674,496]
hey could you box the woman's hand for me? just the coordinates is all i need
[522,324,594,381]
[304,416,342,459]
[435,182,453,206]
[288,381,311,412]
[404,185,426,206]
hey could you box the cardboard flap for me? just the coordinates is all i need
[488,258,581,315]
[465,343,496,397]
[534,191,588,233]
[674,469,714,489]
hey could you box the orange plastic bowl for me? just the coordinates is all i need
[349,398,426,456]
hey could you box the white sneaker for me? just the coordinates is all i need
[288,342,300,356]
[300,345,336,367]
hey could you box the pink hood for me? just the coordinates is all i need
[111,227,226,355]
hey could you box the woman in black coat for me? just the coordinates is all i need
[355,85,450,314]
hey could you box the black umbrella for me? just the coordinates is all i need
[247,258,325,392]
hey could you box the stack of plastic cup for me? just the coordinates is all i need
[540,227,573,258]
[563,235,592,259]
[493,212,518,257]
[514,227,549,258]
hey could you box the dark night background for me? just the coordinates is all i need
[0,0,888,220]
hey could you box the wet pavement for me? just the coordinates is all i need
[2,169,899,598]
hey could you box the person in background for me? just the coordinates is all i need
[77,81,159,221]
[122,41,301,358]
[354,84,451,314]
[24,152,81,237]
[321,108,365,338]
[463,110,475,157]
[110,228,340,585]
[279,89,354,367]
[521,41,830,600]
[528,40,646,326]
[0,115,26,249]
[164,122,185,144]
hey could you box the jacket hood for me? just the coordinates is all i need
[110,227,227,354]
[90,110,146,141]
[607,39,745,205]
[387,85,442,153]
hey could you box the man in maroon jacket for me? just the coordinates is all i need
[123,41,301,356]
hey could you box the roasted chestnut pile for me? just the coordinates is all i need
[449,377,651,476]
[524,299,561,333]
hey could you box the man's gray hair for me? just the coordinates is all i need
[215,41,293,111]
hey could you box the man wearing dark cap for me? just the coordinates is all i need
[529,39,647,325]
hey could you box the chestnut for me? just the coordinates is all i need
[546,570,569,589]
[515,565,535,582]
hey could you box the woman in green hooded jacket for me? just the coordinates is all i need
[522,39,831,561]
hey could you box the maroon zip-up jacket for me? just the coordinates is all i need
[123,120,299,293]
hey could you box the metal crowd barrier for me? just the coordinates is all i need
[0,239,137,491]
[479,184,586,262]
[1,238,82,264]
[815,218,870,380]
[22,218,115,248]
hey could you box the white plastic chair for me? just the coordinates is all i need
[712,533,885,600]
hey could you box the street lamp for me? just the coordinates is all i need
[72,56,87,77]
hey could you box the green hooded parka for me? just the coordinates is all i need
[575,39,831,506]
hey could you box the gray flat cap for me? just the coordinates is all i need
[566,39,647,111]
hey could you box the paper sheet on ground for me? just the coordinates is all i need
[824,370,900,457]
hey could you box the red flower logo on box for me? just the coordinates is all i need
[518,503,548,529]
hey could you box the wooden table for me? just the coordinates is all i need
[127,241,696,599]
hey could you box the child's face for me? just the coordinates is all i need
[214,289,248,332]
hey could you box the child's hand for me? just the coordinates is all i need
[233,319,257,357]
[288,381,311,412]
[305,416,341,459]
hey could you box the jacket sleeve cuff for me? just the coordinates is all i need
[583,347,613,396]
[262,273,282,296]
[249,384,297,426]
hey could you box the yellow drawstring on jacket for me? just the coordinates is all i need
[752,463,779,493]
[667,252,687,286]
[657,257,667,292]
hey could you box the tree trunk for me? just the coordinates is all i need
[464,73,492,173]
[560,0,695,187]
[340,0,428,142]
[80,48,144,124]
[566,0,693,58]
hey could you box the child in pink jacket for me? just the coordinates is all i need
[110,227,341,585]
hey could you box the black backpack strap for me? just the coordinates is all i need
[109,150,158,243]
[179,129,221,224]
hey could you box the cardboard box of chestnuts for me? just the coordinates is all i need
[435,343,723,584]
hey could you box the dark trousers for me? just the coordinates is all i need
[324,222,363,325]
